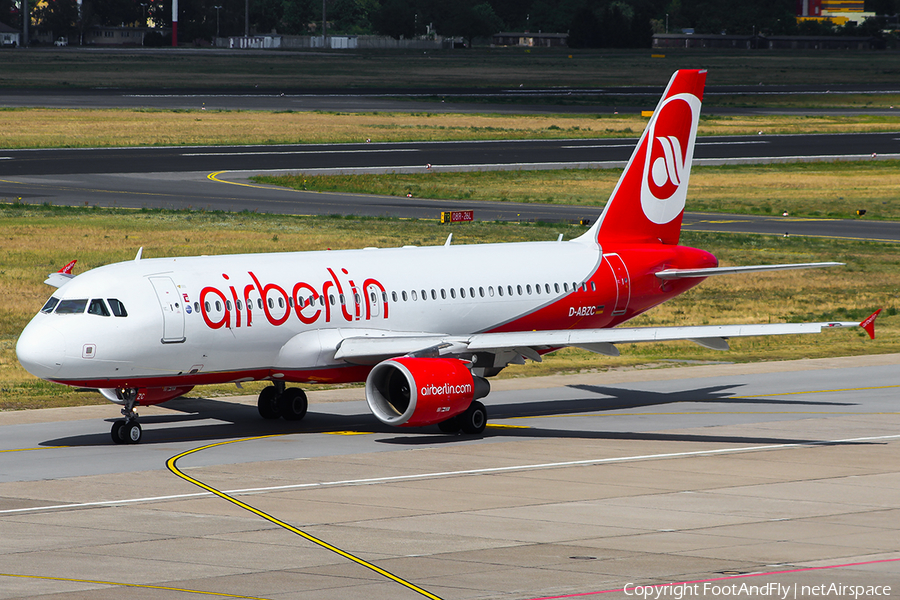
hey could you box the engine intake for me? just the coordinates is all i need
[365,357,490,427]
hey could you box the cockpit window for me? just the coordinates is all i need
[107,298,128,317]
[41,297,60,314]
[55,299,88,314]
[88,299,110,316]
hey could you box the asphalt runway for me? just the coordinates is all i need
[2,83,900,115]
[1,354,898,599]
[2,133,899,241]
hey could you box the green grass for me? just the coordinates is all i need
[255,159,900,221]
[1,204,897,409]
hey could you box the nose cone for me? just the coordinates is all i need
[16,320,65,379]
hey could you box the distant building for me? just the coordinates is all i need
[652,33,876,50]
[796,0,875,25]
[0,21,20,47]
[85,26,149,46]
[492,32,568,47]
[652,33,759,49]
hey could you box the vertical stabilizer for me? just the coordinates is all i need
[579,69,706,247]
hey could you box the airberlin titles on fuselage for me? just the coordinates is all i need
[199,266,388,330]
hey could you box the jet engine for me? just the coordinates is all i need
[365,357,490,427]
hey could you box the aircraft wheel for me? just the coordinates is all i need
[278,388,308,421]
[459,401,487,435]
[257,385,280,419]
[111,420,126,444]
[124,421,142,444]
[437,416,461,433]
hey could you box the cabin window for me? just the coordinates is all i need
[339,294,345,305]
[215,301,222,311]
[546,284,552,294]
[257,299,263,309]
[330,295,336,306]
[459,288,465,299]
[41,297,60,314]
[591,281,596,291]
[479,287,485,298]
[488,286,494,297]
[88,299,110,316]
[193,302,200,313]
[411,290,418,301]
[534,284,540,295]
[370,291,377,303]
[441,289,447,300]
[517,285,523,295]
[450,288,456,299]
[267,298,274,309]
[392,291,398,302]
[431,289,437,300]
[563,283,569,292]
[470,287,476,297]
[554,283,560,293]
[402,291,408,301]
[204,301,211,313]
[288,297,293,308]
[237,300,243,310]
[508,285,514,296]
[498,286,503,297]
[225,300,233,311]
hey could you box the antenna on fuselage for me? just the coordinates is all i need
[134,247,143,261]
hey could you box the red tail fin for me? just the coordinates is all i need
[587,70,707,247]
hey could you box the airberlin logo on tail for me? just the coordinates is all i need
[640,92,701,225]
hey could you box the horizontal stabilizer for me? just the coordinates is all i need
[656,262,843,280]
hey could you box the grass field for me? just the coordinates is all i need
[1,205,897,410]
[256,159,900,221]
[0,108,897,149]
[4,48,900,91]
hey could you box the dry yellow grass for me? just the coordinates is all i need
[0,109,898,148]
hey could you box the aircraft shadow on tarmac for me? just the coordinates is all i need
[39,384,862,448]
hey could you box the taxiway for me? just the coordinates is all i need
[1,355,898,599]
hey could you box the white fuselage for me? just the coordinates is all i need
[17,236,612,388]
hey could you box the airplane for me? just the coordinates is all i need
[16,69,880,445]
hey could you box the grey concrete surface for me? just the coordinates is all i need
[1,355,899,599]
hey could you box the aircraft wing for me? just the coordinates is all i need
[333,312,879,364]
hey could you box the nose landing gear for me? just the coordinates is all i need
[111,388,142,444]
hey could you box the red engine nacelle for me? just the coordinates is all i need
[365,357,490,427]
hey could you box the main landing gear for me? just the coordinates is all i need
[257,382,308,421]
[437,401,487,435]
[111,388,142,444]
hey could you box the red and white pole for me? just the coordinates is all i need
[172,0,178,46]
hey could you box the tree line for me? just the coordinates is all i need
[2,0,896,47]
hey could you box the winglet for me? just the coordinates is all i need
[59,259,77,274]
[860,309,881,339]
[44,260,78,288]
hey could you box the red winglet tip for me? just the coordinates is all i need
[860,309,882,340]
[58,259,77,275]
